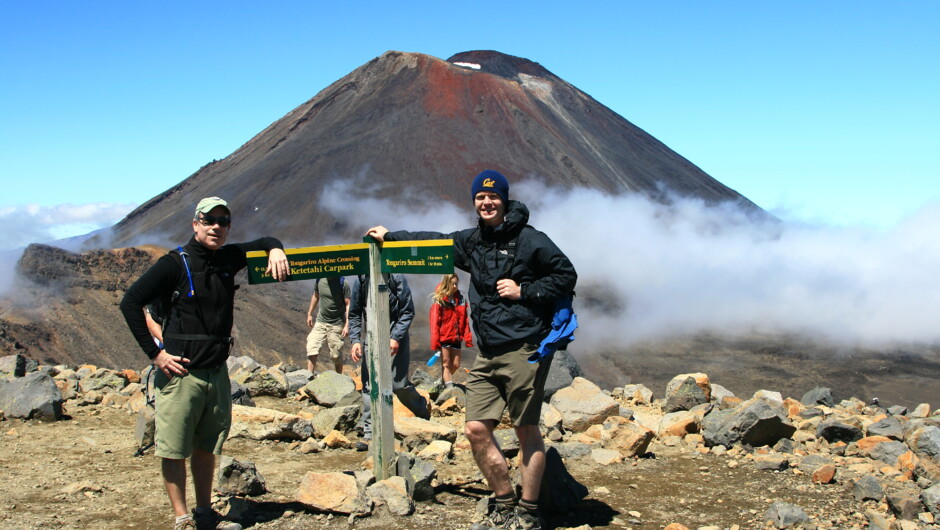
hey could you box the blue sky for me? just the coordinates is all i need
[1,1,938,249]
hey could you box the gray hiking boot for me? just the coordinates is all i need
[508,505,544,530]
[192,508,242,530]
[469,497,516,530]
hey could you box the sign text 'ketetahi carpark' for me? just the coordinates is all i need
[246,239,453,284]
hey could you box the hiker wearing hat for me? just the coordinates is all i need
[366,170,577,530]
[120,197,289,530]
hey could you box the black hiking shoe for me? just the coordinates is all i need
[192,508,242,530]
[355,440,369,452]
[469,497,516,530]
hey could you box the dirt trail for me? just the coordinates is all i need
[0,400,880,530]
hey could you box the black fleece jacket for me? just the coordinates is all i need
[385,200,577,354]
[120,235,283,369]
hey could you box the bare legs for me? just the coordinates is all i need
[465,420,545,502]
[441,346,461,385]
[161,449,217,517]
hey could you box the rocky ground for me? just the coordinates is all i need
[1,353,939,530]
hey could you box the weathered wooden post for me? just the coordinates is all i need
[364,237,395,479]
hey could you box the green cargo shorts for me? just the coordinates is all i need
[154,365,232,459]
[465,343,552,427]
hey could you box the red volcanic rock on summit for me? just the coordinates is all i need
[110,50,761,247]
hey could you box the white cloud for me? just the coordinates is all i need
[0,202,136,251]
[320,178,940,348]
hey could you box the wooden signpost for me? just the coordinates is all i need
[246,238,453,479]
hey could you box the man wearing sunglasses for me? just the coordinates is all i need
[120,196,289,530]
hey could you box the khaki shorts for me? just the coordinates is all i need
[306,321,347,361]
[154,365,232,459]
[465,343,552,426]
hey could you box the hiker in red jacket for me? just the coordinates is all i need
[429,273,473,388]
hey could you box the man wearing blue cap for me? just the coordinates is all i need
[366,170,577,530]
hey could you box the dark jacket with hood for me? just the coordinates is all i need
[120,235,284,369]
[386,200,577,354]
[348,273,414,348]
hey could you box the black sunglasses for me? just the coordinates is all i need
[197,214,231,227]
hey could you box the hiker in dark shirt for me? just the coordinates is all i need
[120,197,289,530]
[366,170,577,530]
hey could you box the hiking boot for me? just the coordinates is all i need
[192,508,242,530]
[508,506,544,530]
[174,515,197,530]
[355,439,369,452]
[469,498,515,530]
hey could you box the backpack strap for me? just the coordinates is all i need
[162,246,233,345]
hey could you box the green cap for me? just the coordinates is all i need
[194,197,230,217]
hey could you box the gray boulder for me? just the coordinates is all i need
[304,371,357,407]
[817,420,863,443]
[545,441,593,460]
[494,429,520,458]
[702,396,796,448]
[227,355,262,377]
[800,386,835,407]
[798,454,833,470]
[285,369,315,393]
[764,502,809,528]
[923,483,940,517]
[549,377,619,433]
[410,368,434,387]
[230,379,255,407]
[79,368,128,394]
[866,416,904,440]
[367,476,413,515]
[243,368,289,398]
[396,452,436,502]
[868,440,910,466]
[886,491,924,521]
[217,456,267,496]
[888,405,909,416]
[311,405,361,438]
[0,354,28,377]
[853,475,884,502]
[434,385,466,407]
[0,372,64,420]
[135,405,156,449]
[543,349,583,400]
[663,376,708,413]
[906,425,940,458]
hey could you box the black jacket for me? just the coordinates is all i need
[386,200,577,353]
[120,235,283,369]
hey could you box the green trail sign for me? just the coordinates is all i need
[378,239,454,274]
[246,243,369,284]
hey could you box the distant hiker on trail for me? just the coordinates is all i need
[366,169,577,530]
[120,196,289,530]
[429,273,473,388]
[348,272,430,452]
[305,276,351,375]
